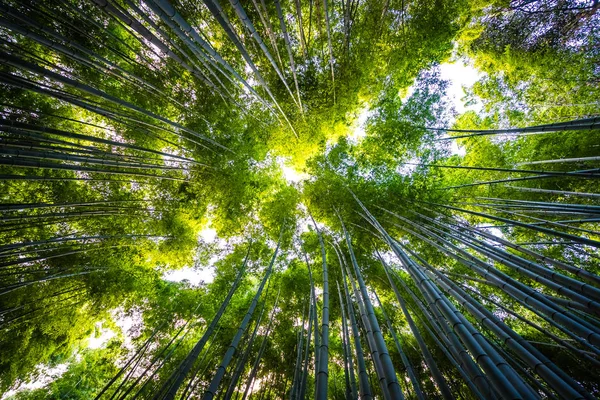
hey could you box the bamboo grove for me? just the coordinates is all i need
[0,0,599,398]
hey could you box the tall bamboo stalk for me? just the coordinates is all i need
[201,236,281,400]
[312,218,330,400]
[338,212,403,400]
[160,243,252,399]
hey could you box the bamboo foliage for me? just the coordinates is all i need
[197,0,299,136]
[1,0,600,399]
[1,51,225,151]
[229,0,299,111]
[321,0,336,104]
[273,0,304,114]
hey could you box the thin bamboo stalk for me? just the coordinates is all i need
[201,237,281,400]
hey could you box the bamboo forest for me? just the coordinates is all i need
[1,0,600,398]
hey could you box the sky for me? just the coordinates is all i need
[162,226,219,286]
[163,266,216,286]
[440,61,483,156]
[439,61,483,115]
[279,156,309,184]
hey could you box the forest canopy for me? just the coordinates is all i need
[0,0,599,399]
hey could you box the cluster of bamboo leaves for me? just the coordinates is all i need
[1,0,600,399]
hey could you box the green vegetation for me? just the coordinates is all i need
[0,0,599,398]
